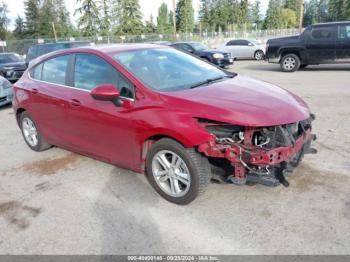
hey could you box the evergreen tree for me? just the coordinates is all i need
[54,0,73,37]
[0,1,8,40]
[303,0,319,25]
[14,16,25,38]
[199,0,211,31]
[38,0,55,37]
[24,0,40,38]
[249,0,262,29]
[75,0,100,36]
[115,0,143,35]
[100,0,111,36]
[263,0,284,29]
[328,0,347,20]
[176,0,195,33]
[157,3,171,34]
[237,0,249,28]
[145,15,156,33]
[284,0,303,23]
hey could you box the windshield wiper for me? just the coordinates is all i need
[190,76,226,89]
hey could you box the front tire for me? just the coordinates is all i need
[254,50,264,60]
[280,54,301,72]
[146,138,211,205]
[20,111,52,152]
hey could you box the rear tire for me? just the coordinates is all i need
[280,54,301,72]
[146,138,211,205]
[20,111,52,152]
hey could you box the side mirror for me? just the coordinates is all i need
[91,84,122,106]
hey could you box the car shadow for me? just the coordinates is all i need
[0,103,12,111]
[93,167,166,254]
[244,63,350,72]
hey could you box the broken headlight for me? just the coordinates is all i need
[197,118,244,143]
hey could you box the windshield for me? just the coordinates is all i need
[113,48,229,92]
[190,42,209,51]
[0,53,23,64]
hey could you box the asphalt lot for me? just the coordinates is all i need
[0,60,349,255]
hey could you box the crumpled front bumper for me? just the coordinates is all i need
[198,121,316,186]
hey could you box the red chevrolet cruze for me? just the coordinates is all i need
[13,44,316,204]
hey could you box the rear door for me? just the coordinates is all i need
[306,25,336,63]
[336,23,350,63]
[64,53,137,167]
[28,54,72,146]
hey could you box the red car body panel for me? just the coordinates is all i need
[13,44,312,176]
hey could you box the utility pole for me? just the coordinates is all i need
[172,0,177,40]
[52,22,57,42]
[299,1,305,33]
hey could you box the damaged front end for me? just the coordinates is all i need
[197,115,317,187]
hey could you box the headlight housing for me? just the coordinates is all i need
[213,53,224,59]
[2,80,12,89]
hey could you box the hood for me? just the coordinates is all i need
[0,62,27,71]
[196,49,228,55]
[267,35,301,44]
[160,75,310,127]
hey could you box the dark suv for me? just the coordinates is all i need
[26,41,92,66]
[171,42,233,68]
[265,21,350,72]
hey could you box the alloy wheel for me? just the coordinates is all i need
[283,57,296,71]
[151,150,191,197]
[22,117,38,147]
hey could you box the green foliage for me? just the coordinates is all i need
[176,0,195,32]
[328,0,350,20]
[114,0,143,35]
[157,3,171,34]
[284,0,302,22]
[249,0,262,29]
[24,0,40,38]
[14,16,25,38]
[263,0,284,29]
[281,8,297,28]
[0,1,9,40]
[100,0,111,36]
[75,0,100,36]
[145,15,157,33]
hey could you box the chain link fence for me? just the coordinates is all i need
[4,29,300,55]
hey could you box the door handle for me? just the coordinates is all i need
[31,88,39,94]
[70,99,81,107]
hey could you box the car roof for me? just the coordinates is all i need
[313,21,350,27]
[28,43,169,67]
[30,41,90,47]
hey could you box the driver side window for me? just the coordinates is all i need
[73,54,134,99]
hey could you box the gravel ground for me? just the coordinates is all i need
[0,60,349,255]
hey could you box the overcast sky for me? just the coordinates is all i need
[4,0,269,30]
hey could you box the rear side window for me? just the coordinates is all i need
[41,55,70,85]
[312,27,334,39]
[73,54,134,98]
[339,25,350,39]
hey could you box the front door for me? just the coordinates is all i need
[336,24,350,63]
[65,53,138,168]
[26,54,72,146]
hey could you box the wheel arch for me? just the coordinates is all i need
[16,108,27,125]
[278,48,306,63]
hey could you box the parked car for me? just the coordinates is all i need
[217,39,266,60]
[13,44,316,205]
[26,41,92,66]
[0,76,13,106]
[0,53,27,82]
[171,42,234,67]
[265,21,350,72]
